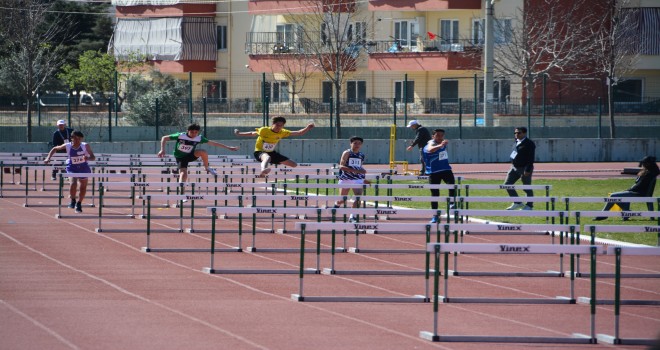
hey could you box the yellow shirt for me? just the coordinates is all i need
[254,126,291,152]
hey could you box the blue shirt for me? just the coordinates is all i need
[422,142,452,175]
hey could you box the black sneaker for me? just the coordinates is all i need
[68,200,76,209]
[75,202,82,213]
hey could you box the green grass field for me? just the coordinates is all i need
[363,178,658,246]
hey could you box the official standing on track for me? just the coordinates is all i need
[50,119,73,180]
[406,120,431,174]
[504,126,536,210]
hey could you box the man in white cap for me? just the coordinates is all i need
[405,120,431,173]
[50,119,73,180]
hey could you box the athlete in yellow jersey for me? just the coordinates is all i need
[234,116,314,177]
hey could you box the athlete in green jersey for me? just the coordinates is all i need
[158,123,239,183]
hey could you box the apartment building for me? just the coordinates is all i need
[110,0,659,112]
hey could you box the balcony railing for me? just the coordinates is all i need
[246,32,481,55]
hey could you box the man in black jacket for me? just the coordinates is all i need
[504,127,536,210]
[406,120,432,174]
[51,119,73,180]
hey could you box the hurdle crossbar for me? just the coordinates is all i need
[440,222,573,278]
[421,242,600,344]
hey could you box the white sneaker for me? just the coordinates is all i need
[506,203,525,210]
[207,167,218,176]
[348,215,356,223]
[521,205,533,210]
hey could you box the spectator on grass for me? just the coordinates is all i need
[158,123,239,183]
[504,127,536,210]
[50,119,73,180]
[406,120,432,174]
[333,136,370,223]
[44,130,95,213]
[422,129,456,223]
[234,116,314,178]
[595,156,659,220]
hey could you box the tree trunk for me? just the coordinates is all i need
[334,84,341,139]
[26,96,33,142]
[608,81,616,138]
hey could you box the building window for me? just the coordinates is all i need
[346,81,366,103]
[614,78,643,103]
[348,21,367,43]
[395,80,414,103]
[472,18,512,45]
[440,19,459,44]
[217,25,227,50]
[440,79,459,103]
[264,81,289,103]
[394,20,419,49]
[322,81,333,103]
[478,79,511,102]
[204,80,227,100]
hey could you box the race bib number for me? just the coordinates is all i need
[437,150,448,161]
[262,142,276,151]
[178,144,193,153]
[71,155,85,164]
[348,158,362,167]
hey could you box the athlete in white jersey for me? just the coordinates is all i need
[333,137,370,222]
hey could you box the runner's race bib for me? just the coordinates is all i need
[348,158,362,167]
[178,144,194,153]
[262,142,276,151]
[71,155,85,164]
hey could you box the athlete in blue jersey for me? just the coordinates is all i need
[422,129,456,223]
[334,137,370,222]
[45,131,96,213]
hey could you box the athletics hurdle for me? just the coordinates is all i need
[290,222,434,302]
[420,242,600,344]
[138,194,246,253]
[201,208,320,275]
[330,207,444,254]
[53,173,135,218]
[574,224,660,279]
[446,211,571,277]
[205,206,344,254]
[435,224,582,302]
[595,245,660,345]
[563,196,660,222]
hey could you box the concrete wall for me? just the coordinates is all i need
[3,137,658,164]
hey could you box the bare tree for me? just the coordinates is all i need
[0,0,73,141]
[288,0,374,138]
[489,0,598,105]
[269,51,315,114]
[589,0,641,138]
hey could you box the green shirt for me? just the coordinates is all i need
[168,132,209,158]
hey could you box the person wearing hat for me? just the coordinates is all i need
[595,155,659,220]
[50,119,73,180]
[405,120,431,174]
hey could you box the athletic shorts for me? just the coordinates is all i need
[175,153,199,169]
[338,179,365,191]
[254,150,289,165]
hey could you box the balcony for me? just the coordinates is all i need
[115,3,216,17]
[367,39,481,71]
[369,0,480,11]
[248,0,356,14]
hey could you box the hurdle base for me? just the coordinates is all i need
[567,271,660,278]
[596,334,656,346]
[420,332,596,344]
[96,228,141,233]
[449,270,564,277]
[577,297,660,306]
[292,294,428,303]
[441,296,575,304]
[322,268,431,276]
[247,247,344,253]
[349,247,425,254]
[204,267,319,275]
[143,247,242,253]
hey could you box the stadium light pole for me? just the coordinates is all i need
[483,0,496,127]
